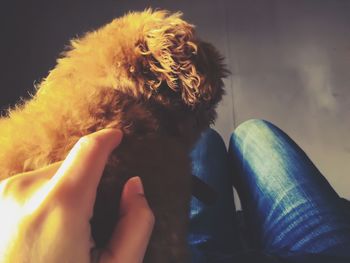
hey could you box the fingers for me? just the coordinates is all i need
[48,129,123,212]
[100,177,155,263]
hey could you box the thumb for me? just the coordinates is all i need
[100,177,155,263]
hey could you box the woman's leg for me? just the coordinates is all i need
[228,119,350,257]
[189,128,241,263]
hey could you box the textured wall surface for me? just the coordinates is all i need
[1,0,349,201]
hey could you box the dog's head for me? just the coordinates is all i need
[45,9,227,144]
[128,10,227,140]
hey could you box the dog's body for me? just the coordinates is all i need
[0,10,226,262]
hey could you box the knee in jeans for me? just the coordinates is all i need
[230,119,278,146]
[236,119,274,135]
[196,128,226,148]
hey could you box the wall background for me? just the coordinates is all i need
[1,0,349,203]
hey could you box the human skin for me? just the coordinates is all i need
[0,129,155,263]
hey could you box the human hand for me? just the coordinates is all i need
[0,129,155,263]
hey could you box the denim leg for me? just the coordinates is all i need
[189,128,241,263]
[228,119,350,257]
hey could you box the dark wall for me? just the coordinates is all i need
[1,1,118,111]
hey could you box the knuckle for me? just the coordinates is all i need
[139,205,155,225]
[0,179,10,196]
[0,176,33,202]
[76,134,101,151]
[0,176,19,196]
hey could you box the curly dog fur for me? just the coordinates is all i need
[0,9,226,262]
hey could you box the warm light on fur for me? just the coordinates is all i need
[0,9,227,262]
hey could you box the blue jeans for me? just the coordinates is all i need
[188,119,350,262]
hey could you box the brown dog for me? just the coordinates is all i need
[0,9,226,262]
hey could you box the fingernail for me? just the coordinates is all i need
[125,176,144,195]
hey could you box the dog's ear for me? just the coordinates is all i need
[135,14,208,107]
